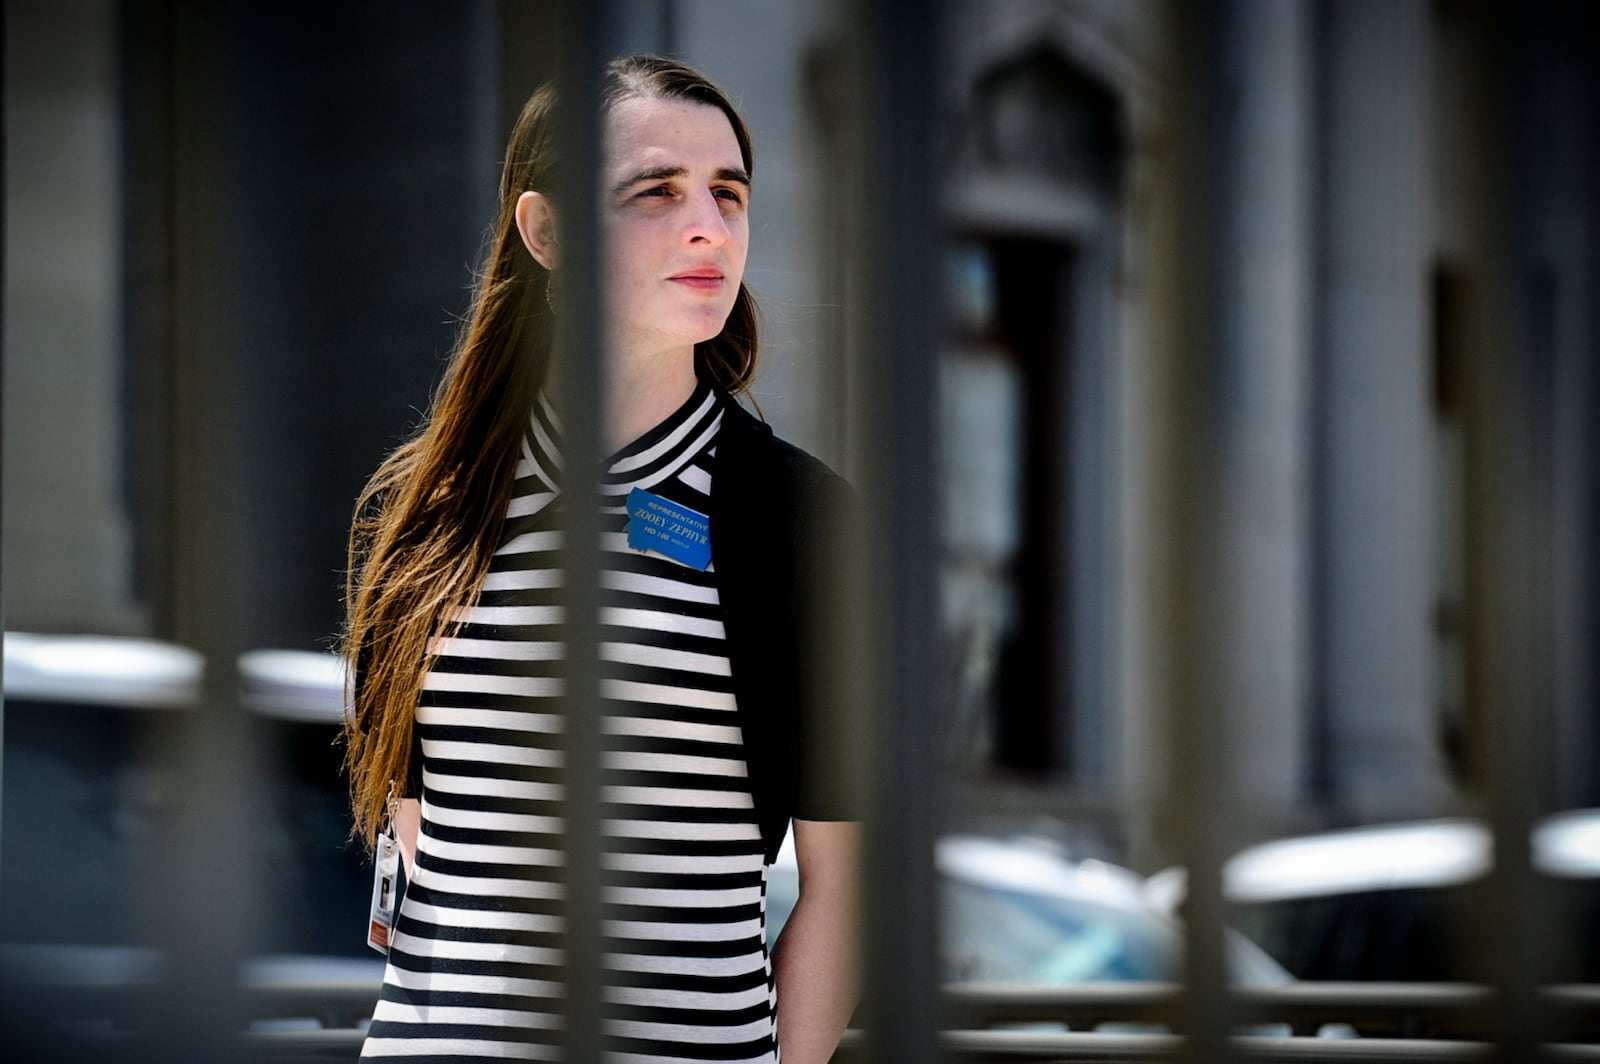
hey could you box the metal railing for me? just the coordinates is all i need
[6,952,1599,1062]
[4,1,1595,1061]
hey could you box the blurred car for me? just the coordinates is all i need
[767,833,1292,987]
[1143,809,1600,983]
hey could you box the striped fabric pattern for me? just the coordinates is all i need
[362,383,778,1063]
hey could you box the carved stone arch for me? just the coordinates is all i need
[945,5,1141,197]
[968,42,1122,193]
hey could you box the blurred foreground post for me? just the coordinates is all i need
[549,1,613,1058]
[839,0,946,1060]
[1156,0,1316,1058]
[153,2,255,1057]
[1456,2,1550,1058]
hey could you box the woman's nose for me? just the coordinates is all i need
[683,190,730,246]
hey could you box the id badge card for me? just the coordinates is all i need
[625,487,712,570]
[366,831,401,954]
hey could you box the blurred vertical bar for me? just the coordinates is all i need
[154,1,254,1057]
[1159,0,1311,1058]
[1457,1,1546,1058]
[1159,0,1228,1056]
[0,0,7,895]
[548,2,611,1058]
[840,1,944,1061]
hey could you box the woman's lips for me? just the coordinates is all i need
[669,269,725,291]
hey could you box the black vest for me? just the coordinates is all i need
[711,397,860,863]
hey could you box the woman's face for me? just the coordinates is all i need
[600,94,750,364]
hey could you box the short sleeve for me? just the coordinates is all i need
[792,462,865,823]
[406,717,424,799]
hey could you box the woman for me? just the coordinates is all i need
[343,54,859,1063]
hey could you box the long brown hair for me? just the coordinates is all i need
[342,54,760,846]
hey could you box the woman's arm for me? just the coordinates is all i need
[394,797,421,880]
[772,818,862,1064]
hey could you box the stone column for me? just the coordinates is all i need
[1316,0,1453,818]
[1211,0,1316,823]
[2,0,138,633]
[1128,0,1315,869]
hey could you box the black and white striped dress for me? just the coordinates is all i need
[362,382,778,1063]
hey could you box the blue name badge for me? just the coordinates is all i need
[626,487,712,570]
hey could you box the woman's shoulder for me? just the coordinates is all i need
[716,395,852,504]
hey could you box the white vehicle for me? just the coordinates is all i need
[1144,810,1600,983]
[768,832,1291,987]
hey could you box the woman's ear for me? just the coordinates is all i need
[515,191,559,270]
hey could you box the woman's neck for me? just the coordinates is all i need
[604,348,698,453]
[546,345,699,455]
